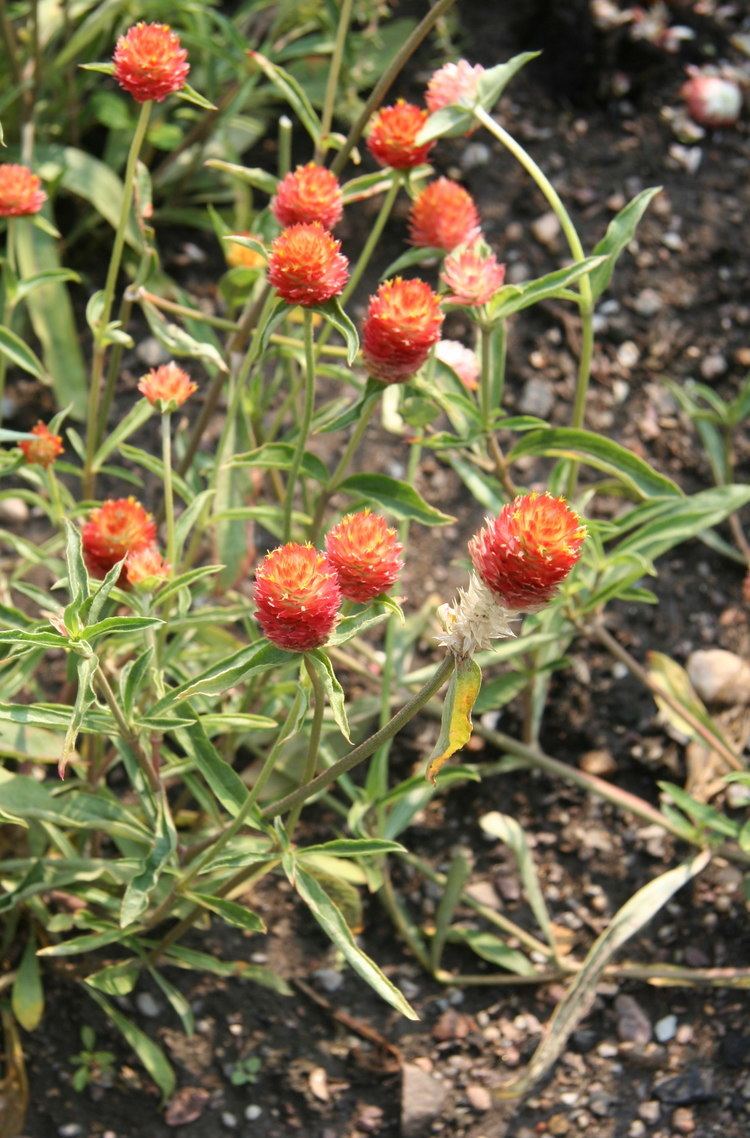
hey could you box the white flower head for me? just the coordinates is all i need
[436,573,516,658]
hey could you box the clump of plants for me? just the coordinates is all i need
[1,1,749,1117]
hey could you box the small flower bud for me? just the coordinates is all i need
[272,163,343,230]
[426,60,485,115]
[124,545,171,590]
[0,164,47,217]
[436,339,480,390]
[19,422,64,468]
[367,100,433,169]
[409,178,481,252]
[441,239,506,307]
[138,362,197,411]
[82,498,157,579]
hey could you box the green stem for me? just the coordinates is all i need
[0,219,18,426]
[479,323,493,428]
[330,0,457,176]
[95,665,159,794]
[282,309,316,541]
[100,245,155,428]
[161,412,175,568]
[261,654,454,821]
[82,100,152,498]
[473,105,595,494]
[309,397,377,542]
[316,0,353,162]
[278,115,293,177]
[340,176,400,305]
[46,465,64,526]
[286,656,326,837]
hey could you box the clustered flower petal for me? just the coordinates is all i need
[367,100,433,169]
[436,339,480,390]
[362,277,444,383]
[254,543,341,652]
[267,222,349,306]
[82,498,157,579]
[0,163,47,217]
[272,163,343,230]
[113,22,190,103]
[124,545,172,590]
[325,510,403,603]
[138,361,197,411]
[681,72,742,128]
[426,59,485,113]
[469,492,586,610]
[409,178,480,251]
[226,231,266,270]
[441,239,506,306]
[19,422,64,468]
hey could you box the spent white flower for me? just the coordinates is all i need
[436,573,516,657]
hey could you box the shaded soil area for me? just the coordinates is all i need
[9,3,750,1138]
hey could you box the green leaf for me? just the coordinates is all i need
[151,642,291,713]
[299,839,406,858]
[185,893,266,933]
[13,215,87,416]
[416,104,473,144]
[307,650,350,741]
[590,187,661,301]
[427,658,482,783]
[222,232,268,260]
[176,717,250,818]
[480,811,558,957]
[447,927,535,977]
[39,145,143,251]
[120,798,177,927]
[64,519,90,609]
[140,300,228,373]
[613,485,750,562]
[92,398,153,470]
[231,442,328,483]
[658,782,738,840]
[476,52,542,112]
[176,82,217,111]
[0,326,45,378]
[487,257,606,319]
[249,50,321,144]
[14,268,81,304]
[84,959,141,997]
[380,245,445,279]
[206,159,279,195]
[497,851,710,1099]
[81,616,162,641]
[508,428,681,499]
[60,654,98,778]
[121,647,153,720]
[337,473,454,525]
[315,299,359,365]
[288,863,418,1019]
[86,989,175,1101]
[12,934,44,1030]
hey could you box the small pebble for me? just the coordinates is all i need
[135,336,169,367]
[460,142,491,171]
[638,1101,660,1123]
[135,992,162,1018]
[531,211,561,248]
[700,353,727,381]
[466,1085,492,1112]
[633,288,663,316]
[221,1112,238,1130]
[313,968,344,993]
[245,1106,262,1121]
[655,1014,677,1043]
[0,497,30,524]
[672,1106,696,1134]
[58,1127,83,1138]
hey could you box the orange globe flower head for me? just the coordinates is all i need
[82,498,157,579]
[441,239,506,306]
[362,277,443,384]
[325,510,403,603]
[124,544,172,591]
[469,492,586,611]
[138,361,197,412]
[113,22,190,104]
[409,177,480,251]
[267,222,349,307]
[272,163,343,231]
[436,339,480,391]
[19,422,64,468]
[226,231,266,270]
[254,543,342,652]
[0,163,47,217]
[367,100,433,169]
[426,60,485,114]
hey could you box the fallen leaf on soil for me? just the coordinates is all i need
[309,1066,330,1102]
[164,1086,210,1127]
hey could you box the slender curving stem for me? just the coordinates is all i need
[286,656,327,837]
[161,412,176,568]
[282,309,316,541]
[316,0,353,162]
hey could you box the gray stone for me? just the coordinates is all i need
[135,336,169,367]
[313,968,344,993]
[136,991,162,1017]
[519,377,554,418]
[460,142,491,171]
[655,1014,677,1043]
[615,994,652,1045]
[244,1105,262,1121]
[401,1063,447,1136]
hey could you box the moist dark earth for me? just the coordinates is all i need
[8,3,750,1138]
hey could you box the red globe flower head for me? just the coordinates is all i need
[0,163,47,217]
[225,231,266,271]
[254,543,341,652]
[138,361,197,411]
[426,60,485,114]
[436,339,480,391]
[409,178,481,251]
[124,544,172,590]
[272,163,343,231]
[681,71,742,128]
[469,492,586,611]
[367,100,433,169]
[19,422,64,468]
[82,498,157,579]
[441,239,506,306]
[362,277,444,384]
[267,222,349,307]
[113,22,190,104]
[325,510,403,603]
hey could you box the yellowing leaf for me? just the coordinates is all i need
[426,657,482,784]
